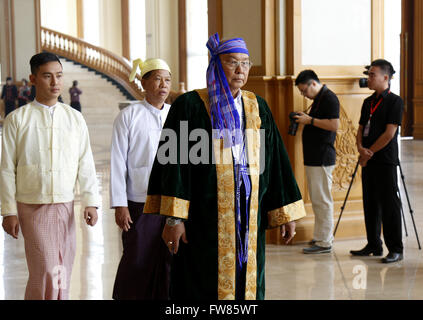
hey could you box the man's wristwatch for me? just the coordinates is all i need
[166,217,182,226]
[310,117,315,126]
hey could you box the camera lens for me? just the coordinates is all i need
[288,112,299,136]
[359,78,368,88]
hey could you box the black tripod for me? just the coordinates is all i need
[333,158,421,250]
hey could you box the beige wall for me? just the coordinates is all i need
[222,0,262,66]
[0,0,38,107]
[14,0,38,81]
[158,0,179,91]
[41,0,77,37]
[0,0,10,82]
[145,0,179,91]
[99,0,122,57]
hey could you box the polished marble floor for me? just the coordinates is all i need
[0,110,422,300]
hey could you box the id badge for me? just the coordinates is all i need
[363,119,370,137]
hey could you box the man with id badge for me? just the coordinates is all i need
[350,59,404,264]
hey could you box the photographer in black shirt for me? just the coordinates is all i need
[294,70,340,254]
[350,59,404,263]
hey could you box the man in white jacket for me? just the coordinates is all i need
[0,52,99,300]
[110,58,172,299]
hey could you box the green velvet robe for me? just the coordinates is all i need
[144,89,306,300]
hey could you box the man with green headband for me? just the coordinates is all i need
[110,58,172,299]
[144,34,306,300]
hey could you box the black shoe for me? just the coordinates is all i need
[350,246,383,256]
[381,252,403,263]
[308,239,317,246]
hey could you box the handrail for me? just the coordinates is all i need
[41,27,145,100]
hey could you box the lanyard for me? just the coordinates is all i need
[370,97,383,117]
[369,90,390,118]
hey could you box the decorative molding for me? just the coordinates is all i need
[333,105,360,191]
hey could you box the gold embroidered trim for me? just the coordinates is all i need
[195,88,261,300]
[242,90,261,300]
[197,89,236,299]
[196,88,210,115]
[214,140,236,300]
[160,195,190,219]
[143,195,190,219]
[143,195,161,213]
[267,199,307,228]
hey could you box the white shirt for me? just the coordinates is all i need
[0,102,100,216]
[231,90,244,164]
[110,99,171,207]
[33,99,57,117]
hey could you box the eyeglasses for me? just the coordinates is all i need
[299,82,311,96]
[222,59,253,70]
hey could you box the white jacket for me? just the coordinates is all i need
[0,101,100,215]
[110,99,170,207]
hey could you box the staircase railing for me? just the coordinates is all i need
[41,27,145,100]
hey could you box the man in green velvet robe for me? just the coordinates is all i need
[144,33,306,300]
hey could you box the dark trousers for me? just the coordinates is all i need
[5,101,15,117]
[70,101,81,112]
[113,201,171,300]
[362,162,403,253]
[18,99,27,107]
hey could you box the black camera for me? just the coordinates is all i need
[288,112,300,136]
[359,78,368,88]
[359,65,370,88]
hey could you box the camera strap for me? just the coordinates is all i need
[308,85,327,115]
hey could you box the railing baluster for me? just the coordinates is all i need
[40,27,144,100]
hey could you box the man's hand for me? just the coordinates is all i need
[358,146,373,167]
[2,216,19,239]
[114,207,133,232]
[84,207,98,226]
[294,112,312,125]
[280,220,296,244]
[162,222,188,254]
[359,156,369,167]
